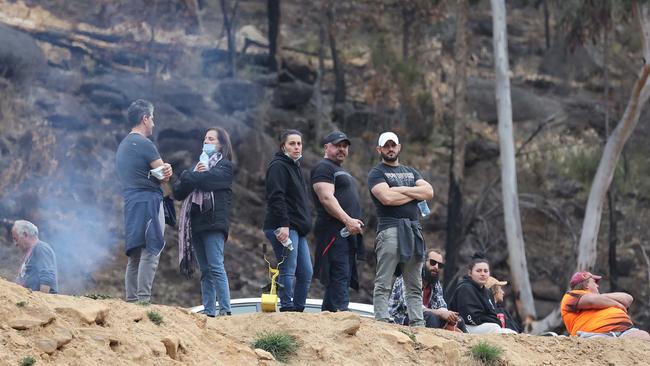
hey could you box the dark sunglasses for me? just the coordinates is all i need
[429,259,444,268]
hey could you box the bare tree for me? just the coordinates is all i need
[444,0,469,290]
[490,0,537,321]
[577,1,650,272]
[533,0,650,334]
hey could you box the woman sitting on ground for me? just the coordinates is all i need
[448,253,517,334]
[486,276,522,333]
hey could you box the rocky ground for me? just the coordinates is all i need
[2,278,650,366]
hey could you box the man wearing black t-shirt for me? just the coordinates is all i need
[368,131,434,326]
[311,131,366,312]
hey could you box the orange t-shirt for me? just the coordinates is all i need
[560,290,633,336]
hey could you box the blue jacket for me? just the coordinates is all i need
[123,189,165,256]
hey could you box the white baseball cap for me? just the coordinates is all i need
[378,132,399,147]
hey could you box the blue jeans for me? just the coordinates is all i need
[264,229,313,310]
[193,231,231,316]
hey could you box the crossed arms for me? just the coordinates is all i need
[576,292,633,312]
[370,179,434,206]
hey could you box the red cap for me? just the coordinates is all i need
[569,271,602,288]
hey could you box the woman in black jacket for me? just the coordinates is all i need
[262,129,313,312]
[174,127,234,317]
[448,253,517,334]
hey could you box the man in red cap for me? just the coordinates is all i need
[560,271,650,340]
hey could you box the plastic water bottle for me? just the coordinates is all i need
[199,151,210,167]
[273,228,293,251]
[417,200,431,218]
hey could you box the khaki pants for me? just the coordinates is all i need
[373,227,424,326]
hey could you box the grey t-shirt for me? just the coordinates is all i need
[115,133,162,193]
[19,241,58,293]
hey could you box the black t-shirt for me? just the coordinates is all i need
[310,158,362,227]
[115,133,162,193]
[367,163,422,220]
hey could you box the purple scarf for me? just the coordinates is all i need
[178,152,222,278]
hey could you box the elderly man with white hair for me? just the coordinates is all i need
[11,220,58,293]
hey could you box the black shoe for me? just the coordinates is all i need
[279,306,295,312]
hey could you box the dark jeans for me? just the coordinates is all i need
[320,235,351,312]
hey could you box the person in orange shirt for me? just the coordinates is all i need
[560,271,650,340]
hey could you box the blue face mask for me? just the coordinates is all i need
[203,143,217,156]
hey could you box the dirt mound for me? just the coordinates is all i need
[1,279,649,365]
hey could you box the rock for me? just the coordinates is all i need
[35,338,59,354]
[468,77,561,124]
[213,78,265,113]
[337,313,361,336]
[254,348,275,361]
[272,81,313,109]
[532,277,563,301]
[55,303,109,325]
[148,339,167,357]
[379,330,413,345]
[161,336,182,360]
[0,24,46,85]
[282,58,318,85]
[9,313,56,330]
[52,327,73,348]
[76,328,117,344]
[465,137,499,167]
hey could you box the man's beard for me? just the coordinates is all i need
[422,268,438,284]
[381,151,398,162]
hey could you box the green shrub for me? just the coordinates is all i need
[146,311,164,326]
[83,293,112,300]
[470,341,503,365]
[20,356,36,366]
[252,331,299,363]
[136,300,151,306]
[16,301,27,307]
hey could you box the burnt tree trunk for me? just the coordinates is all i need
[444,0,469,289]
[220,0,239,78]
[327,3,346,104]
[267,0,280,72]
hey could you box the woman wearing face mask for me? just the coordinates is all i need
[262,129,313,312]
[448,253,517,334]
[173,127,234,317]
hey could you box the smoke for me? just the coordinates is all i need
[0,124,123,295]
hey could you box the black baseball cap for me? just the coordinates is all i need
[322,131,351,145]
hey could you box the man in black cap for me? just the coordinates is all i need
[311,131,366,312]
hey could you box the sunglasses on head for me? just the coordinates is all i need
[429,259,444,268]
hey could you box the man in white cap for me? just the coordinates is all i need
[367,131,434,326]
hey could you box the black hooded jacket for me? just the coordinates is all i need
[263,152,312,236]
[448,276,500,326]
[172,159,234,237]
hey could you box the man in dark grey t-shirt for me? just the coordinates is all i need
[367,131,434,326]
[11,220,58,294]
[115,99,172,303]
